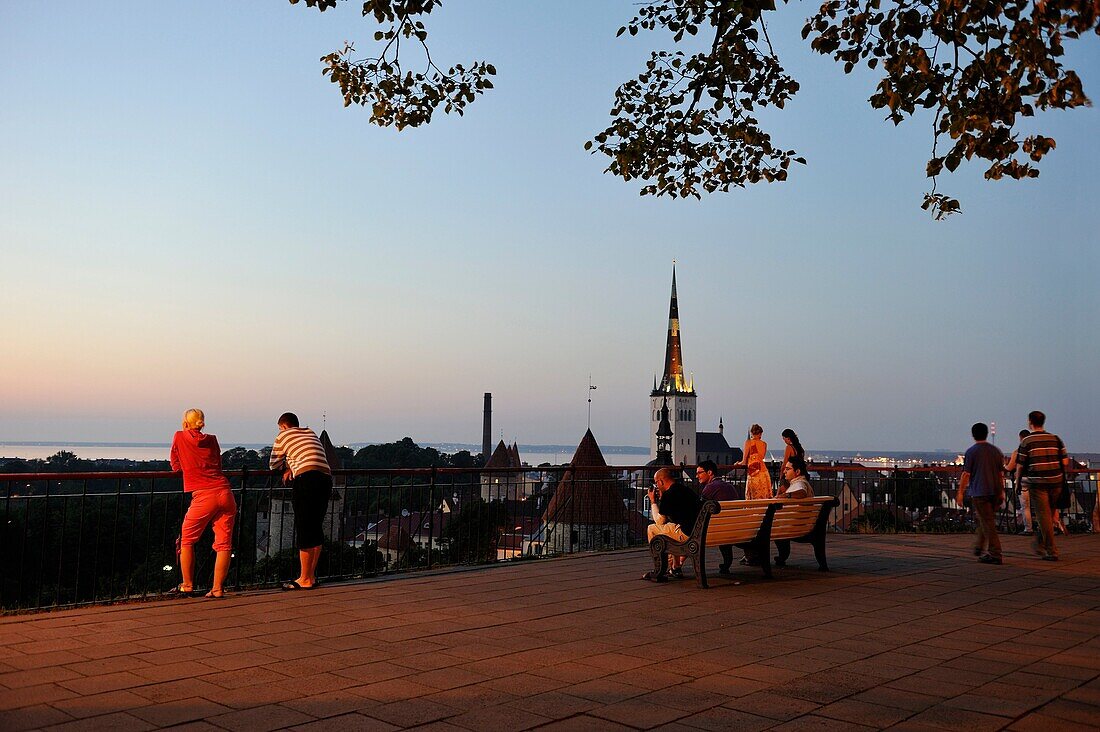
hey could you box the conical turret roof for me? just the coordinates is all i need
[541,429,628,526]
[484,440,515,468]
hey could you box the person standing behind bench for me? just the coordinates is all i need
[270,412,332,589]
[956,422,1005,565]
[643,467,702,581]
[170,408,237,599]
[695,460,743,576]
[736,424,772,500]
[1015,410,1069,561]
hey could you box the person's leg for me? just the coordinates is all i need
[718,544,733,571]
[207,492,237,596]
[972,502,986,555]
[304,545,322,585]
[974,497,1001,561]
[1053,507,1067,534]
[178,491,212,591]
[1031,486,1057,557]
[210,551,231,595]
[774,539,791,565]
[290,477,313,586]
[1021,487,1032,533]
[179,545,195,591]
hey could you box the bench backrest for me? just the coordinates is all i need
[768,497,836,540]
[702,499,781,547]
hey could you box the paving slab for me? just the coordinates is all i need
[0,532,1097,730]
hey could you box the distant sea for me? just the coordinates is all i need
[7,441,1089,468]
[0,441,651,467]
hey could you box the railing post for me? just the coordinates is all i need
[427,466,436,571]
[569,472,576,554]
[234,468,248,591]
[35,479,52,609]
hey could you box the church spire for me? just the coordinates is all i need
[654,264,693,395]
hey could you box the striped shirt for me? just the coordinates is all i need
[270,427,331,478]
[1016,431,1067,486]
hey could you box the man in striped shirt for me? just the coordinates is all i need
[271,412,332,589]
[1014,411,1069,561]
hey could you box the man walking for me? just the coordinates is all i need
[1015,411,1069,560]
[695,460,743,575]
[270,412,332,589]
[956,423,1006,565]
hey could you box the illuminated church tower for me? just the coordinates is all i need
[650,266,697,466]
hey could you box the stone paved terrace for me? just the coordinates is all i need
[1,533,1098,732]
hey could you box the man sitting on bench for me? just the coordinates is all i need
[696,460,743,575]
[774,455,814,566]
[643,467,702,582]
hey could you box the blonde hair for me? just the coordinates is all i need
[750,424,763,436]
[182,408,205,430]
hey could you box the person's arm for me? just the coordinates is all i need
[648,487,660,518]
[956,472,970,506]
[269,435,286,471]
[995,453,1006,504]
[211,435,224,471]
[169,433,182,473]
[734,440,750,467]
[1005,450,1018,472]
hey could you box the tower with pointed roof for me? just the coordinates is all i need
[480,439,531,501]
[650,266,697,465]
[536,429,630,553]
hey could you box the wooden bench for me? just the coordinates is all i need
[648,497,839,588]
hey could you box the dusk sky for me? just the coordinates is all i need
[3,2,1098,453]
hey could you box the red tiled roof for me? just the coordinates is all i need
[378,525,412,550]
[541,429,629,526]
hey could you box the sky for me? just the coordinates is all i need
[2,1,1098,453]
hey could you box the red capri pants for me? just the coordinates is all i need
[181,488,237,551]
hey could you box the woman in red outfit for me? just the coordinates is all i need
[170,409,237,598]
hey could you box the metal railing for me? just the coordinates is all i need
[2,464,1096,612]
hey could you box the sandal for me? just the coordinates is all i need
[281,580,315,591]
[669,568,684,579]
[641,571,668,583]
[168,584,195,597]
[204,590,226,599]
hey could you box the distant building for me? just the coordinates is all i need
[696,417,741,466]
[480,440,533,501]
[649,266,697,466]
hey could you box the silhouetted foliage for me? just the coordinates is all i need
[289,0,1098,217]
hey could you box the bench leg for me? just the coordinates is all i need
[649,539,669,577]
[694,548,708,589]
